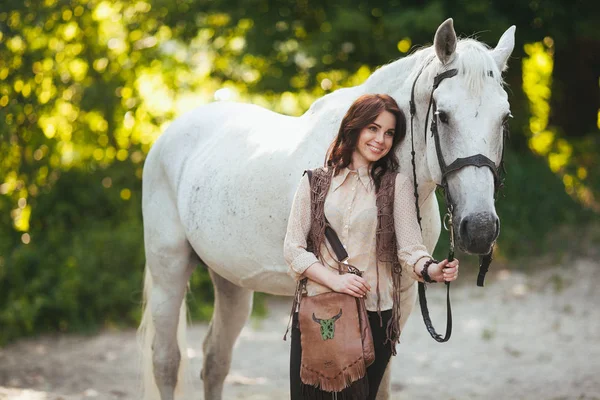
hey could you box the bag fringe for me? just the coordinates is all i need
[300,356,366,393]
[300,377,368,400]
[300,376,369,400]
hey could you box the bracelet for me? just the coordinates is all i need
[421,258,439,283]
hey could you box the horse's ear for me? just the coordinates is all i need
[434,18,457,65]
[491,26,516,72]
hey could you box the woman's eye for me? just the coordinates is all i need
[369,126,377,132]
[385,131,395,136]
[438,111,449,124]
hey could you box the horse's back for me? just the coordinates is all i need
[147,102,296,185]
[144,101,316,294]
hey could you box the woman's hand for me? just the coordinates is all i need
[426,258,459,283]
[303,262,371,298]
[330,273,371,298]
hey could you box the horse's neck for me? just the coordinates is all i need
[300,49,438,203]
[362,50,428,96]
[365,49,438,202]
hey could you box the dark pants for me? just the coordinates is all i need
[290,309,393,400]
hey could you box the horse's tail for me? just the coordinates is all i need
[138,266,192,400]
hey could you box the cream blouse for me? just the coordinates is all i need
[283,166,432,311]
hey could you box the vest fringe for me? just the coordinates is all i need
[375,172,402,355]
[306,168,333,260]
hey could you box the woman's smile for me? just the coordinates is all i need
[366,143,385,154]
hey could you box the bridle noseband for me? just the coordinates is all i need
[409,60,509,342]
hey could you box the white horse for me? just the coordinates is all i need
[138,18,515,400]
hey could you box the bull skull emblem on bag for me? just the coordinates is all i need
[312,309,343,340]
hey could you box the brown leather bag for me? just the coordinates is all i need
[298,277,375,392]
[298,286,375,392]
[298,265,375,393]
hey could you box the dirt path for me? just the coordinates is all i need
[1,259,599,400]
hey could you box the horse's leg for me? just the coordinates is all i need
[376,365,391,400]
[140,243,195,400]
[376,282,418,400]
[140,154,196,400]
[147,249,195,400]
[202,269,253,400]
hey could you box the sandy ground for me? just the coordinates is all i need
[1,258,599,400]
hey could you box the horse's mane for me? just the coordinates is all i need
[452,39,505,94]
[305,37,504,114]
[371,37,505,96]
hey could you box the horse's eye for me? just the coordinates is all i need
[502,112,513,125]
[437,111,449,124]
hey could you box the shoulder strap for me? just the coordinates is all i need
[305,169,349,263]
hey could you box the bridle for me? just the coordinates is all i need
[409,58,509,342]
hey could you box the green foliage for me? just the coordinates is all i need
[0,164,256,344]
[495,149,590,257]
[0,165,145,344]
[187,263,215,322]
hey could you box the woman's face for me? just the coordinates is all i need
[352,110,396,168]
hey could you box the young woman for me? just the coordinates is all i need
[283,94,459,399]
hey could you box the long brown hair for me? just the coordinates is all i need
[325,94,406,191]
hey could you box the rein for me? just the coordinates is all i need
[409,61,507,342]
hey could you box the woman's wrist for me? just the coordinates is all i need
[413,257,427,280]
[304,262,340,291]
[421,258,438,283]
[414,257,438,283]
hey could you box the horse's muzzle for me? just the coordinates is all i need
[456,211,499,254]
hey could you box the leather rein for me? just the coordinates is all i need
[409,59,508,342]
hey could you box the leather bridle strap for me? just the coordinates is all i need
[443,154,502,194]
[418,272,452,342]
[409,66,457,343]
[477,252,493,287]
[433,68,459,88]
[424,69,459,142]
[444,154,500,182]
[408,57,435,228]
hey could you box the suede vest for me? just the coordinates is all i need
[306,167,403,354]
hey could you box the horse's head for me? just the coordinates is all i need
[421,19,515,255]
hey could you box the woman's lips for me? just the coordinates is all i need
[367,144,384,154]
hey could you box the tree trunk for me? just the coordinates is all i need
[504,58,530,152]
[549,37,600,137]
